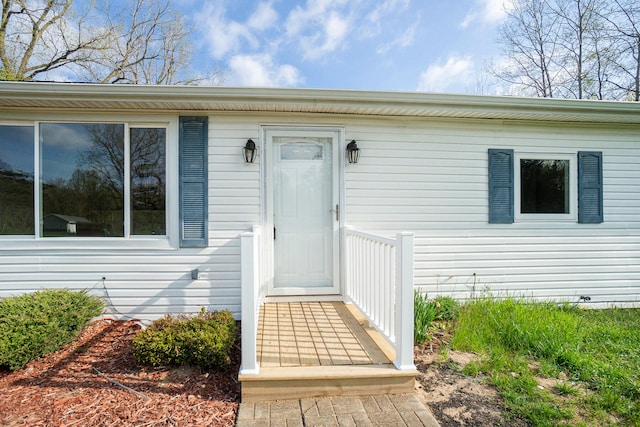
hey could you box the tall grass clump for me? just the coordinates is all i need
[453,297,640,425]
[414,291,437,344]
[414,291,459,344]
[0,289,104,371]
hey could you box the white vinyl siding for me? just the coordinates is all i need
[0,250,241,317]
[343,117,640,305]
[1,110,639,319]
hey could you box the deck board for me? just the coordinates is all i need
[256,302,390,368]
[244,301,416,402]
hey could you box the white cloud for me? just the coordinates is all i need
[308,12,349,58]
[195,4,253,59]
[461,0,511,28]
[285,1,351,60]
[247,2,278,31]
[417,55,475,93]
[360,0,414,44]
[376,21,417,54]
[228,54,303,87]
[367,0,411,25]
[196,2,276,59]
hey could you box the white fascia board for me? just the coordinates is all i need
[0,81,639,124]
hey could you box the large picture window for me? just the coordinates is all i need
[41,123,125,237]
[0,122,167,239]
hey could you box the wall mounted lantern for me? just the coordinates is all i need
[243,139,257,163]
[346,140,360,164]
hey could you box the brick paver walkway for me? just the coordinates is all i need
[236,394,439,427]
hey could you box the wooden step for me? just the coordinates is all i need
[239,364,417,402]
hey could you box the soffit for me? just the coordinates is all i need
[0,82,639,124]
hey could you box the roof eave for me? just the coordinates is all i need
[0,81,639,124]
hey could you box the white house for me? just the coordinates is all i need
[2,81,638,317]
[2,81,639,399]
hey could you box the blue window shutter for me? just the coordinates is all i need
[488,149,514,224]
[578,151,603,224]
[179,117,208,247]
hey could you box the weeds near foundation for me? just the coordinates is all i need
[452,297,640,426]
[414,292,459,346]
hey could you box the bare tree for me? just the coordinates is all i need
[586,10,618,99]
[551,0,600,98]
[493,0,564,97]
[602,0,640,100]
[0,0,221,84]
[81,0,196,84]
[493,0,640,100]
[0,0,107,80]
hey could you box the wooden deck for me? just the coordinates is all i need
[239,302,417,402]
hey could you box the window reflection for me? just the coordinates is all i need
[131,128,166,235]
[40,123,125,237]
[520,159,570,214]
[0,125,34,235]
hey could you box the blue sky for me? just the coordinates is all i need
[180,0,509,93]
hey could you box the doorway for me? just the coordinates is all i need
[265,128,341,296]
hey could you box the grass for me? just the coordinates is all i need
[451,298,640,426]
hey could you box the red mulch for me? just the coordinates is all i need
[0,319,240,427]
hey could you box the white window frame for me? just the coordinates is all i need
[0,115,178,250]
[515,152,577,222]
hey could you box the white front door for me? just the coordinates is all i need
[266,128,340,296]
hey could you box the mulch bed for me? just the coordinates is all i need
[0,319,240,426]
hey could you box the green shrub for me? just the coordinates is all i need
[133,309,236,370]
[0,289,104,371]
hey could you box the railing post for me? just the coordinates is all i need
[394,232,415,370]
[239,231,259,375]
[252,225,264,302]
[342,226,353,305]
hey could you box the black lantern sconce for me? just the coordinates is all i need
[346,140,360,164]
[243,139,257,163]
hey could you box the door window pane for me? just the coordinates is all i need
[131,128,166,235]
[280,142,323,160]
[520,159,570,214]
[0,125,34,235]
[40,123,125,237]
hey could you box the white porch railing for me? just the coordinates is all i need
[344,226,415,371]
[239,226,266,376]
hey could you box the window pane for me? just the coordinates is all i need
[131,128,166,235]
[520,159,570,214]
[281,142,323,160]
[40,123,125,237]
[0,125,34,235]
